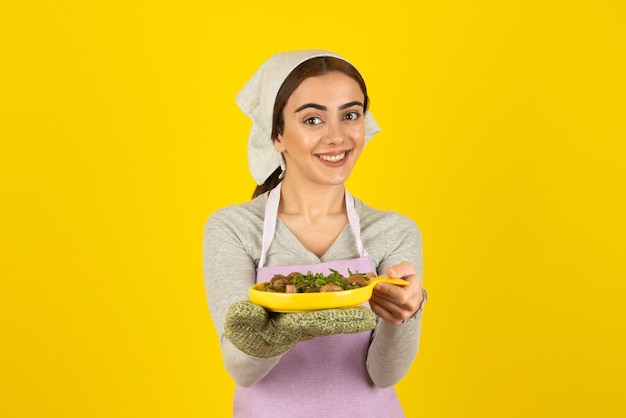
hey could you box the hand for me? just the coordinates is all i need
[224,301,376,358]
[369,261,425,325]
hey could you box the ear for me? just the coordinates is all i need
[273,135,286,153]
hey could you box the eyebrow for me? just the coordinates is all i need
[294,101,364,113]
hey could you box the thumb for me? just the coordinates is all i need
[386,261,417,280]
[225,300,269,328]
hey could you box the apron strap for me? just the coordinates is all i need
[258,183,368,268]
[345,188,369,259]
[258,183,281,269]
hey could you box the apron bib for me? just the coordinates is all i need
[233,184,404,418]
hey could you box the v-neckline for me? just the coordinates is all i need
[257,183,369,268]
[274,216,352,261]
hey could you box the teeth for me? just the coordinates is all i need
[319,152,346,162]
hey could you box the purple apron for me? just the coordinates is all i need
[233,183,405,417]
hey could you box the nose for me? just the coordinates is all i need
[323,119,344,145]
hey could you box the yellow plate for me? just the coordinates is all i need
[249,276,409,312]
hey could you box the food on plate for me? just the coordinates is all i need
[263,269,375,293]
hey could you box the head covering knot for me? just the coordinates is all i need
[236,49,381,185]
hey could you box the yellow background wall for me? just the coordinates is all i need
[2,1,625,417]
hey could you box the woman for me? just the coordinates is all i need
[203,50,426,417]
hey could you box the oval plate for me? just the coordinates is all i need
[249,276,409,312]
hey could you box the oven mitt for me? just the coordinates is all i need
[224,300,377,358]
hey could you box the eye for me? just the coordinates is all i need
[304,117,322,125]
[344,111,361,121]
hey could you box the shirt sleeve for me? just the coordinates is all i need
[363,210,426,387]
[202,204,282,387]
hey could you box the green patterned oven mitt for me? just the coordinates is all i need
[224,301,376,358]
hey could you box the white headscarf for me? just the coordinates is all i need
[236,50,381,185]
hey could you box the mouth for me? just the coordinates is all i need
[316,151,349,163]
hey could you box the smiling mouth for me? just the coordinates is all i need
[317,151,348,163]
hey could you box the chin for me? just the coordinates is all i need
[323,173,353,185]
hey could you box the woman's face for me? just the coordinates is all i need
[274,71,366,187]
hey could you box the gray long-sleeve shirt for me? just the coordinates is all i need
[203,191,424,388]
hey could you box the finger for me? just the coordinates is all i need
[373,281,420,309]
[373,281,405,299]
[369,296,405,325]
[371,284,425,324]
[385,261,419,281]
[376,283,424,310]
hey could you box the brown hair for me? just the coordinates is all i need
[252,56,370,199]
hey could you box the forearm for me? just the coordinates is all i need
[366,310,423,387]
[204,209,282,385]
[362,208,425,386]
[221,338,282,387]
